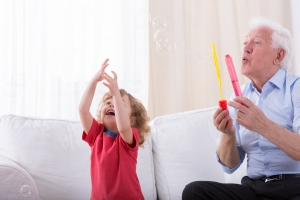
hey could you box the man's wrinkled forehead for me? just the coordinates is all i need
[245,28,272,41]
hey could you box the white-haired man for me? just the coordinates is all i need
[183,17,300,200]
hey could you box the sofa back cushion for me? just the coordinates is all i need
[151,107,225,200]
[0,114,156,200]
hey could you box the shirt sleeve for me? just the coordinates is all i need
[292,78,300,133]
[82,118,104,147]
[120,127,140,152]
[215,92,246,174]
[215,146,245,174]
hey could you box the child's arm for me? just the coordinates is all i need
[102,71,134,145]
[78,58,109,133]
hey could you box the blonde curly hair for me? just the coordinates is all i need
[96,89,150,147]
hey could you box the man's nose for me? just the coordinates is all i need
[243,42,253,54]
[109,103,114,107]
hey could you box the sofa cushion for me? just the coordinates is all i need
[0,114,156,200]
[137,134,157,200]
[0,115,91,200]
[151,107,225,200]
[0,154,39,200]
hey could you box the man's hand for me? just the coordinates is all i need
[228,96,269,133]
[213,107,235,135]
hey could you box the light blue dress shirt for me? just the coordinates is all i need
[216,69,300,179]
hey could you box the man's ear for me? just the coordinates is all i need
[274,49,285,64]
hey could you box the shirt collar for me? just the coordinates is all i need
[268,68,285,89]
[105,130,118,138]
[249,68,286,91]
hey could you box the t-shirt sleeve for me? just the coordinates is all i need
[82,118,104,147]
[120,127,140,151]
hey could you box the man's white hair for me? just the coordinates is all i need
[248,17,294,70]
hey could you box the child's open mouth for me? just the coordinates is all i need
[106,109,115,116]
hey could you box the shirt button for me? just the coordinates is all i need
[260,98,263,101]
[266,167,269,170]
[264,152,267,155]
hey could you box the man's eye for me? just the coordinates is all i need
[105,102,111,105]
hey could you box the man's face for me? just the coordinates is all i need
[241,27,279,80]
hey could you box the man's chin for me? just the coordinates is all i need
[240,66,248,76]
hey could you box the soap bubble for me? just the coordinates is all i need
[65,12,81,26]
[134,10,151,29]
[130,77,143,93]
[154,30,168,43]
[3,82,21,98]
[156,41,171,55]
[152,16,167,30]
[80,5,93,18]
[174,41,193,54]
[174,41,213,59]
[174,41,191,54]
[14,73,26,85]
[20,185,31,197]
[174,41,185,50]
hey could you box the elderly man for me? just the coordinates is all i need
[182,17,300,200]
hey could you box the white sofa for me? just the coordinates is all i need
[0,107,246,200]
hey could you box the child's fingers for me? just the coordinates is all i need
[111,71,118,80]
[100,64,109,73]
[102,81,109,88]
[101,58,109,66]
[100,59,109,73]
[103,73,113,82]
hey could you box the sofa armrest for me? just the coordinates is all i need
[0,154,39,200]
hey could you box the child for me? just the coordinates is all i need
[78,58,150,200]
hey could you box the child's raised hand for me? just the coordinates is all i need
[102,71,119,96]
[93,58,109,82]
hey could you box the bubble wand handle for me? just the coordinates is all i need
[225,54,243,96]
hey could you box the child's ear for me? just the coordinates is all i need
[130,117,136,126]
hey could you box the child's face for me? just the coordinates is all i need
[100,95,132,130]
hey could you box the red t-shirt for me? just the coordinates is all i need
[82,118,144,200]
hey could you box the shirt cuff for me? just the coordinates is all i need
[215,152,241,174]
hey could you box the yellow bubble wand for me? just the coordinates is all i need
[212,42,227,110]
